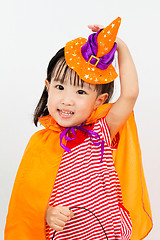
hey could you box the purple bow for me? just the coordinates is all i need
[81,29,117,70]
[60,125,105,162]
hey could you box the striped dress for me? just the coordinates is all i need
[46,117,132,240]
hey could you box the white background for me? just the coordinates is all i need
[0,0,160,239]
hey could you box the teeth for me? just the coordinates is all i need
[59,110,73,115]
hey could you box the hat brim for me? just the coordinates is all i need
[65,37,118,84]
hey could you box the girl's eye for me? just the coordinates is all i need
[77,90,87,95]
[55,85,64,90]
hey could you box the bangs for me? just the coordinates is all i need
[48,55,111,97]
[51,57,84,88]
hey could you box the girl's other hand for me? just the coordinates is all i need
[88,24,122,48]
[46,205,74,231]
[88,24,104,32]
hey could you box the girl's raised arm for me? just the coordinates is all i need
[106,38,139,140]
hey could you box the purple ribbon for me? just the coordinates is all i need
[60,125,105,162]
[81,29,117,70]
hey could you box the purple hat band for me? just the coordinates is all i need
[81,29,117,70]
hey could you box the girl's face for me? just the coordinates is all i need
[45,72,108,127]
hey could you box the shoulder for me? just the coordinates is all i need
[19,128,57,171]
[22,128,57,163]
[24,129,49,152]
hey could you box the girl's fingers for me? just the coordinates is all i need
[54,217,66,228]
[46,206,74,232]
[51,222,64,232]
[50,210,73,231]
[47,213,69,231]
[88,24,104,32]
[56,212,69,222]
[70,210,74,218]
[93,24,104,29]
[59,206,72,217]
[88,25,99,32]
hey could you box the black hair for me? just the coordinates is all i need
[33,47,114,126]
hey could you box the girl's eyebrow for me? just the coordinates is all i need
[51,77,93,91]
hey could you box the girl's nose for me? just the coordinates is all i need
[61,94,74,106]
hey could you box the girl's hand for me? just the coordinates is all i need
[88,24,104,32]
[88,24,122,47]
[46,205,74,231]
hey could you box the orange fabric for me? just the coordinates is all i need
[112,112,153,239]
[96,17,121,57]
[5,104,152,240]
[65,17,121,84]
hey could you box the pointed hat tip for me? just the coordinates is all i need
[103,16,121,32]
[116,16,121,22]
[106,16,121,30]
[96,17,121,57]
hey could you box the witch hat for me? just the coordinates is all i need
[65,17,121,84]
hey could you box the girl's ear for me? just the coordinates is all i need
[94,93,108,109]
[45,79,50,91]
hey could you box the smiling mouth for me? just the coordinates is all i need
[58,109,74,117]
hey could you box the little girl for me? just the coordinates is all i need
[5,17,152,240]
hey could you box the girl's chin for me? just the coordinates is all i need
[56,119,81,128]
[55,118,75,128]
[54,113,83,127]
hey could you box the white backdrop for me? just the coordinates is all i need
[0,0,160,239]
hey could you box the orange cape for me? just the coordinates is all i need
[5,104,152,240]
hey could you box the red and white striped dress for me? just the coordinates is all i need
[46,117,132,240]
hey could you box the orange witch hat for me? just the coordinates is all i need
[65,17,121,84]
